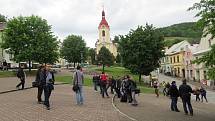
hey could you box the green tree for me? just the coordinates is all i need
[2,15,59,71]
[119,24,164,82]
[60,35,87,67]
[113,35,120,43]
[188,0,215,37]
[0,14,7,22]
[97,46,115,72]
[88,48,96,65]
[115,54,121,64]
[189,0,215,81]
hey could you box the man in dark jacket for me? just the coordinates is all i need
[16,65,26,90]
[179,79,193,116]
[169,81,180,112]
[35,65,45,104]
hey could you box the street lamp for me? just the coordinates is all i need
[80,51,83,67]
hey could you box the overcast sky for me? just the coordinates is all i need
[0,0,200,48]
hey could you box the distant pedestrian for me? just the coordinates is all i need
[107,76,115,94]
[163,82,170,96]
[35,65,45,104]
[179,79,193,116]
[73,65,84,105]
[193,87,200,102]
[100,72,109,98]
[2,60,7,71]
[92,74,98,91]
[114,77,122,98]
[200,86,208,102]
[43,64,55,110]
[169,81,180,112]
[153,81,159,98]
[16,65,26,90]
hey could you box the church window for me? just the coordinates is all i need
[102,30,105,37]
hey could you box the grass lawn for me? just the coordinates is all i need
[0,71,16,78]
[56,65,154,94]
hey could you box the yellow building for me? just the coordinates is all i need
[95,10,117,57]
[166,40,191,77]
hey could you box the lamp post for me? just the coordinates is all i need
[80,51,83,67]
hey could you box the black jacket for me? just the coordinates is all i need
[17,68,25,78]
[169,84,179,97]
[179,84,193,98]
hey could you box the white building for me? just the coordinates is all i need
[193,33,215,86]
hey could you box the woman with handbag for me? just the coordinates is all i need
[73,65,84,105]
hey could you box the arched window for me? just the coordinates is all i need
[102,30,105,37]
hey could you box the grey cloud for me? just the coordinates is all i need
[0,0,200,47]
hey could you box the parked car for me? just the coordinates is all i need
[51,65,61,73]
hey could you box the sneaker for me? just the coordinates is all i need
[190,113,193,116]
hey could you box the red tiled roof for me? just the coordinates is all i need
[98,10,109,29]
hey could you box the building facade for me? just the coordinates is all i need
[193,34,215,86]
[95,10,117,57]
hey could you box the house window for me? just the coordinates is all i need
[177,56,179,62]
[170,57,172,63]
[102,30,105,37]
[173,56,176,63]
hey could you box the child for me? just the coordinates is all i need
[200,86,208,102]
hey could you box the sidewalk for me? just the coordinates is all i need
[114,93,215,121]
[157,74,215,104]
[0,85,128,121]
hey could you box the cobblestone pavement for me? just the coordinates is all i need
[0,77,34,93]
[0,85,129,121]
[114,93,215,121]
[157,74,215,104]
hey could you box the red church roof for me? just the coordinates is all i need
[98,10,109,29]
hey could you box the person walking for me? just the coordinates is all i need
[73,65,84,105]
[200,86,208,102]
[193,87,200,102]
[92,74,98,91]
[16,65,26,90]
[35,65,45,104]
[115,77,122,98]
[43,65,55,110]
[100,72,109,98]
[179,79,193,116]
[125,75,133,103]
[153,81,159,98]
[169,81,180,112]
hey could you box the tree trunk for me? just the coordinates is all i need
[139,72,141,84]
[28,60,31,72]
[102,64,105,72]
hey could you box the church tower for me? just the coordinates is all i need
[95,9,117,57]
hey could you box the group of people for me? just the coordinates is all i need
[33,64,55,110]
[92,73,140,105]
[168,79,208,116]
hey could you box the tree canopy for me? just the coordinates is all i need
[190,0,215,80]
[97,46,115,71]
[118,24,164,81]
[60,35,87,66]
[88,48,96,65]
[0,14,7,22]
[2,15,59,68]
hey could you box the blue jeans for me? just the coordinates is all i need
[44,84,53,107]
[76,86,84,104]
[171,97,179,111]
[182,97,193,114]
